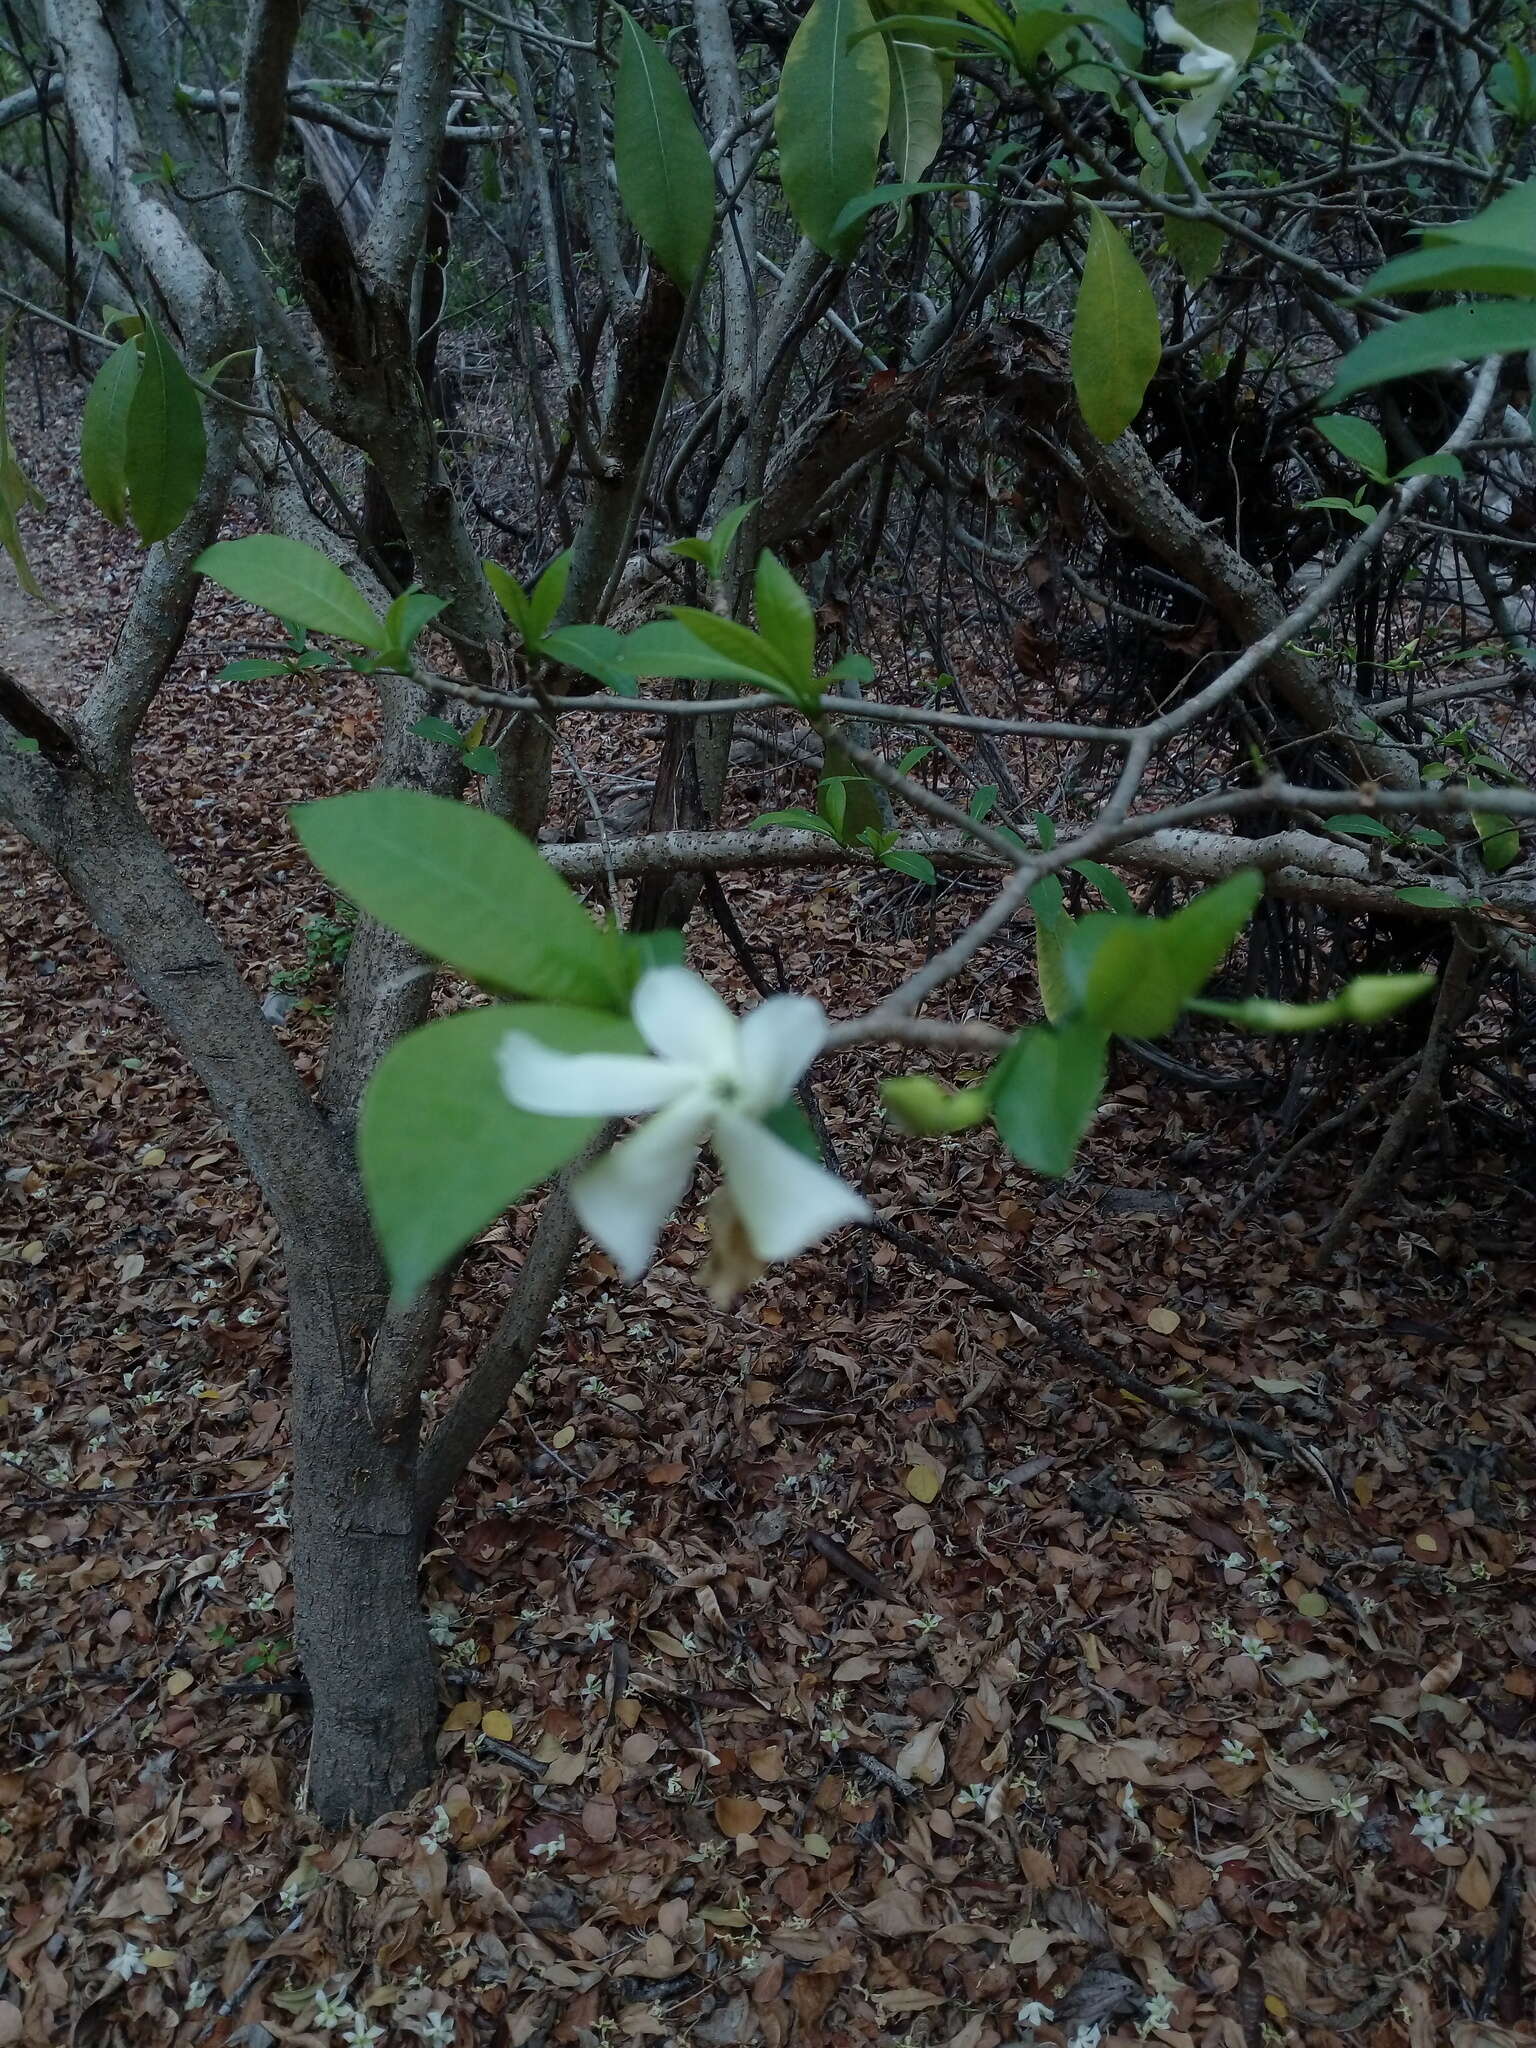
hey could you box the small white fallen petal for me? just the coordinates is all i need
[712,1110,870,1264]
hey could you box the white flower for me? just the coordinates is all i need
[312,1989,353,2031]
[498,967,869,1282]
[1139,1991,1178,2035]
[1413,1811,1450,1850]
[1219,1738,1255,1765]
[341,2016,384,2048]
[415,2014,455,2046]
[1069,2027,1104,2048]
[1453,1791,1493,1830]
[1017,2001,1054,2029]
[1331,1790,1367,1821]
[108,1943,147,1982]
[1153,6,1241,148]
[0,1625,13,1653]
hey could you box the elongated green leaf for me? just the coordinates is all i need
[830,178,972,242]
[1315,413,1390,479]
[361,1003,641,1300]
[80,336,141,528]
[527,549,573,644]
[613,8,716,287]
[540,623,640,694]
[1328,302,1536,404]
[1065,870,1261,1037]
[605,619,786,689]
[662,612,801,688]
[196,535,386,647]
[483,560,531,640]
[754,549,816,688]
[1069,860,1136,915]
[1365,242,1536,300]
[989,1018,1109,1176]
[1071,205,1161,443]
[293,789,625,1005]
[1474,809,1521,871]
[124,320,206,543]
[885,24,946,181]
[1425,177,1536,250]
[1035,911,1075,1022]
[777,0,892,257]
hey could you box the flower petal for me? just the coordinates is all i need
[632,966,740,1073]
[712,1110,870,1265]
[571,1097,710,1279]
[498,1031,687,1117]
[736,993,827,1115]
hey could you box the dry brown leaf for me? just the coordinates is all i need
[714,1795,765,1836]
[895,1723,946,1785]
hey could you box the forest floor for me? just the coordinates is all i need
[2,357,1535,2048]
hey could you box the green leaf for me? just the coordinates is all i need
[79,335,141,528]
[1393,883,1464,908]
[752,806,839,834]
[1327,302,1536,405]
[753,550,815,688]
[483,560,531,641]
[777,0,892,257]
[613,7,717,287]
[411,714,463,745]
[540,622,640,694]
[1173,0,1257,61]
[361,1003,641,1300]
[989,1019,1109,1176]
[124,320,206,544]
[1324,810,1396,839]
[1315,412,1389,480]
[883,846,938,883]
[654,612,798,691]
[1364,242,1536,300]
[1065,869,1262,1037]
[1424,177,1536,252]
[1474,810,1521,871]
[824,740,886,842]
[220,657,294,681]
[462,745,500,776]
[293,789,623,1005]
[829,178,971,243]
[526,550,573,647]
[1069,859,1136,915]
[196,536,386,648]
[1035,910,1075,1022]
[670,499,757,581]
[1395,452,1464,482]
[1071,205,1161,443]
[384,588,448,652]
[885,28,947,182]
[763,1098,824,1160]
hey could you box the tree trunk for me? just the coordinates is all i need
[287,1243,438,1825]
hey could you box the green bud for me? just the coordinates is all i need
[1337,972,1437,1022]
[881,1076,990,1135]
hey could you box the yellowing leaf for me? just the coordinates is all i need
[481,1709,516,1741]
[1071,205,1162,442]
[905,1462,943,1503]
[1147,1305,1181,1334]
[551,1424,576,1449]
[444,1700,483,1732]
[165,1669,194,1697]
